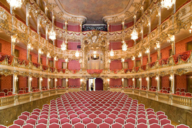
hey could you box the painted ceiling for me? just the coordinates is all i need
[58,0,131,23]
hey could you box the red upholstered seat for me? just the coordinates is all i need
[71,118,81,125]
[111,123,123,128]
[124,123,135,128]
[61,123,73,128]
[176,124,190,128]
[37,118,47,124]
[82,118,92,124]
[8,124,21,128]
[162,124,175,128]
[160,119,171,126]
[74,123,85,128]
[87,123,97,128]
[150,124,161,128]
[14,119,25,126]
[22,124,34,128]
[49,123,60,128]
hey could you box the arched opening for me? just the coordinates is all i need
[95,78,103,91]
[86,78,103,91]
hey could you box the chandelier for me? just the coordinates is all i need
[49,27,56,40]
[47,52,50,58]
[7,0,23,9]
[65,58,68,62]
[61,41,67,51]
[75,50,80,57]
[131,28,138,41]
[54,56,58,61]
[110,49,114,57]
[161,0,176,10]
[132,56,135,60]
[122,42,127,51]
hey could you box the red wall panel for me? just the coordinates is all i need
[110,60,122,70]
[110,78,122,87]
[95,78,103,90]
[68,60,80,70]
[67,42,81,50]
[68,78,80,88]
[67,25,80,32]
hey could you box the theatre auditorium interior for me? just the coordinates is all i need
[1,0,192,128]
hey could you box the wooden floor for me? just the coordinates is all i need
[142,102,179,126]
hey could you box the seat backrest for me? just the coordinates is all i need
[111,123,123,128]
[162,124,175,128]
[18,115,28,121]
[61,123,72,128]
[150,124,161,128]
[149,118,159,125]
[124,123,135,128]
[49,123,60,128]
[37,118,47,124]
[137,123,148,128]
[160,119,171,126]
[0,125,7,128]
[14,119,25,126]
[176,124,190,128]
[98,123,110,128]
[87,123,97,128]
[22,124,34,128]
[8,124,20,128]
[26,119,36,126]
[74,123,85,128]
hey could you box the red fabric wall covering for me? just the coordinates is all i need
[142,56,148,66]
[31,77,38,88]
[125,59,134,69]
[42,78,47,87]
[55,21,64,29]
[142,78,147,86]
[126,40,134,47]
[109,42,122,50]
[56,40,63,48]
[151,77,157,87]
[56,59,65,69]
[67,42,81,50]
[125,21,134,29]
[176,75,187,89]
[57,79,62,87]
[161,76,170,88]
[68,60,80,70]
[68,78,80,88]
[150,52,158,63]
[95,78,103,90]
[127,78,133,86]
[110,78,122,87]
[109,24,122,32]
[1,75,12,90]
[19,76,27,89]
[110,60,122,70]
[67,25,80,32]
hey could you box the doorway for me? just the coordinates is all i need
[87,78,103,91]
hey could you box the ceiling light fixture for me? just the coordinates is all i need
[7,0,23,9]
[122,41,127,51]
[61,41,67,51]
[161,0,176,10]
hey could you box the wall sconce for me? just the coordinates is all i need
[55,78,57,82]
[107,79,110,82]
[66,78,68,82]
[48,78,50,82]
[29,77,33,81]
[155,76,159,81]
[40,77,43,81]
[14,76,18,81]
[132,78,135,81]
